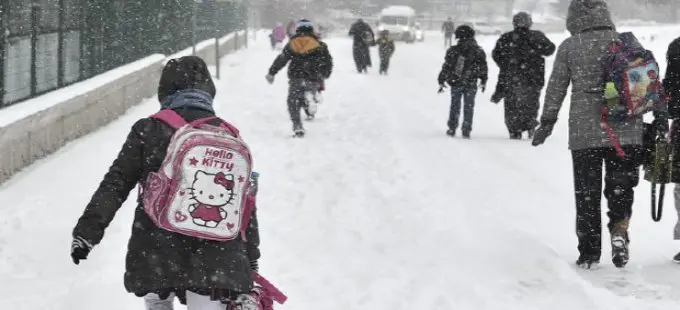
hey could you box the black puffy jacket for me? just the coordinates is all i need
[72,106,260,299]
[438,38,488,88]
[268,33,333,81]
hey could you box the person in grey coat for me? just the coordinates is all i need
[531,0,667,269]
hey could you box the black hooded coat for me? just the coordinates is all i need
[71,56,260,302]
[348,20,374,71]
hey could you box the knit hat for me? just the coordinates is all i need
[296,19,314,34]
[513,12,532,29]
[455,25,475,40]
[157,56,216,104]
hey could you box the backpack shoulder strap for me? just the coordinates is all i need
[151,109,187,129]
[190,116,241,138]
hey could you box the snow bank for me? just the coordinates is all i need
[0,55,165,128]
[0,30,251,184]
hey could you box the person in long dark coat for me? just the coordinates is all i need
[492,12,555,139]
[664,36,680,263]
[70,56,260,308]
[349,19,374,73]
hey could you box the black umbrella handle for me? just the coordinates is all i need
[651,182,665,222]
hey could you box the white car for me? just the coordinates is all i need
[466,21,502,36]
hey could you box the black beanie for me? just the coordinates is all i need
[455,25,475,40]
[295,19,315,34]
[158,56,216,103]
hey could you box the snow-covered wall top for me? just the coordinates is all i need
[380,5,416,17]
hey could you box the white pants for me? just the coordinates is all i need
[144,291,225,310]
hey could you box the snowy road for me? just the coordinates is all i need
[2,27,680,309]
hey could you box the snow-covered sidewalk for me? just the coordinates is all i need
[2,27,680,310]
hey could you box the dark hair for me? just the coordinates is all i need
[157,56,216,103]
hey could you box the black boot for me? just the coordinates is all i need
[293,124,305,138]
[509,132,522,140]
[462,130,471,139]
[446,129,456,137]
[673,251,680,263]
[576,255,600,270]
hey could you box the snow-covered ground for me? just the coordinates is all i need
[2,27,680,309]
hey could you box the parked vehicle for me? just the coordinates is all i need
[377,5,418,43]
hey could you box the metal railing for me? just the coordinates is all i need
[0,0,248,109]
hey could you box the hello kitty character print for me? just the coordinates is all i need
[141,110,254,241]
[188,171,235,228]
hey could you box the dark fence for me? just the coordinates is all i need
[0,0,247,108]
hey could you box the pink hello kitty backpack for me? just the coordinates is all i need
[140,109,255,241]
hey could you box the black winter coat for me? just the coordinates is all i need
[268,34,333,81]
[72,107,260,298]
[665,37,680,120]
[377,37,395,59]
[664,37,680,182]
[438,38,488,89]
[492,28,555,88]
[349,21,374,47]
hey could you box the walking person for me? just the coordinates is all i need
[266,19,333,137]
[492,12,555,140]
[531,0,667,269]
[437,25,488,139]
[349,19,374,73]
[442,17,455,48]
[377,30,395,75]
[70,56,262,309]
[664,36,680,263]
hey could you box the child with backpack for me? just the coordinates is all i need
[437,25,488,139]
[376,30,395,75]
[70,56,286,310]
[266,19,333,137]
[532,0,667,270]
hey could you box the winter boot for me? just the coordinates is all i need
[462,130,471,139]
[509,132,522,140]
[446,129,456,137]
[610,219,630,268]
[611,236,629,268]
[576,255,600,270]
[293,125,305,138]
[673,251,680,263]
[304,91,318,120]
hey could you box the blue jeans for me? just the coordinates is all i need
[448,86,477,133]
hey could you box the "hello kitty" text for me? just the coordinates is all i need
[202,148,235,171]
